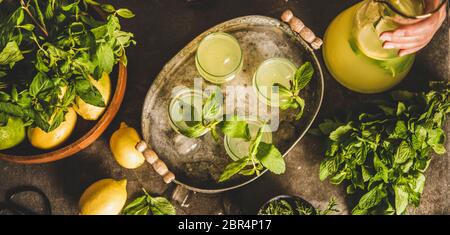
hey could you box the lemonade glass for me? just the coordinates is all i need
[195,32,243,84]
[252,58,297,107]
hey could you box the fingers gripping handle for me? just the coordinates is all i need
[136,141,175,184]
[281,10,323,50]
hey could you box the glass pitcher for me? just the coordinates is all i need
[323,0,447,94]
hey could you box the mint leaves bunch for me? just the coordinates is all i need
[218,116,285,182]
[274,61,313,120]
[122,188,176,215]
[0,0,135,131]
[315,81,450,215]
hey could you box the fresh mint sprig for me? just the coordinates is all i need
[218,117,285,182]
[179,89,222,140]
[274,61,313,120]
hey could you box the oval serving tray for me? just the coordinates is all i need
[142,15,324,193]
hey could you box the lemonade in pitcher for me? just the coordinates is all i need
[323,0,434,93]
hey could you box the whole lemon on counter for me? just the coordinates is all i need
[79,178,128,215]
[74,72,111,121]
[0,117,26,150]
[28,108,77,150]
[110,122,145,169]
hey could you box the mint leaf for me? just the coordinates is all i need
[351,184,386,215]
[293,61,313,92]
[202,91,221,121]
[319,158,338,181]
[394,141,413,165]
[393,184,409,215]
[148,197,176,215]
[116,8,135,18]
[101,4,116,13]
[75,77,105,107]
[219,116,250,140]
[0,41,24,66]
[255,142,285,174]
[219,157,249,182]
[329,123,353,142]
[95,43,114,74]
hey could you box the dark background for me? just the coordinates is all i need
[0,0,448,215]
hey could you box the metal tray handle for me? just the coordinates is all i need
[136,141,175,184]
[281,10,323,50]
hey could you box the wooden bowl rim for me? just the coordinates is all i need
[0,62,127,164]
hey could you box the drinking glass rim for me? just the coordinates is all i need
[195,32,243,78]
[375,0,448,19]
[253,57,297,101]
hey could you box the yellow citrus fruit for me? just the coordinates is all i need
[79,178,128,215]
[110,122,145,169]
[0,117,26,150]
[74,72,111,121]
[28,108,77,150]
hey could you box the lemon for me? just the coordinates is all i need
[110,122,145,169]
[79,178,128,215]
[74,72,111,121]
[356,22,397,60]
[28,108,77,150]
[0,117,26,150]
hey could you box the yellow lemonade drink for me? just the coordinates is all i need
[322,1,423,93]
[195,32,243,84]
[253,58,297,107]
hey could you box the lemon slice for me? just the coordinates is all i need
[356,21,397,60]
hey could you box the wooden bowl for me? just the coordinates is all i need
[0,62,127,164]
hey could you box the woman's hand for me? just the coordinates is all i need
[380,3,447,56]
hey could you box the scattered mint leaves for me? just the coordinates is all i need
[122,189,176,215]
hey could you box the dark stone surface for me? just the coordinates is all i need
[0,0,448,215]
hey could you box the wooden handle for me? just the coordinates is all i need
[136,141,175,184]
[281,10,323,50]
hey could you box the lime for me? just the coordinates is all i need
[0,117,26,150]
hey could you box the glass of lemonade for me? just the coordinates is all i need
[224,120,272,161]
[195,32,243,84]
[168,88,221,138]
[253,58,297,107]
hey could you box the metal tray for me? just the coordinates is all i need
[142,15,324,193]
